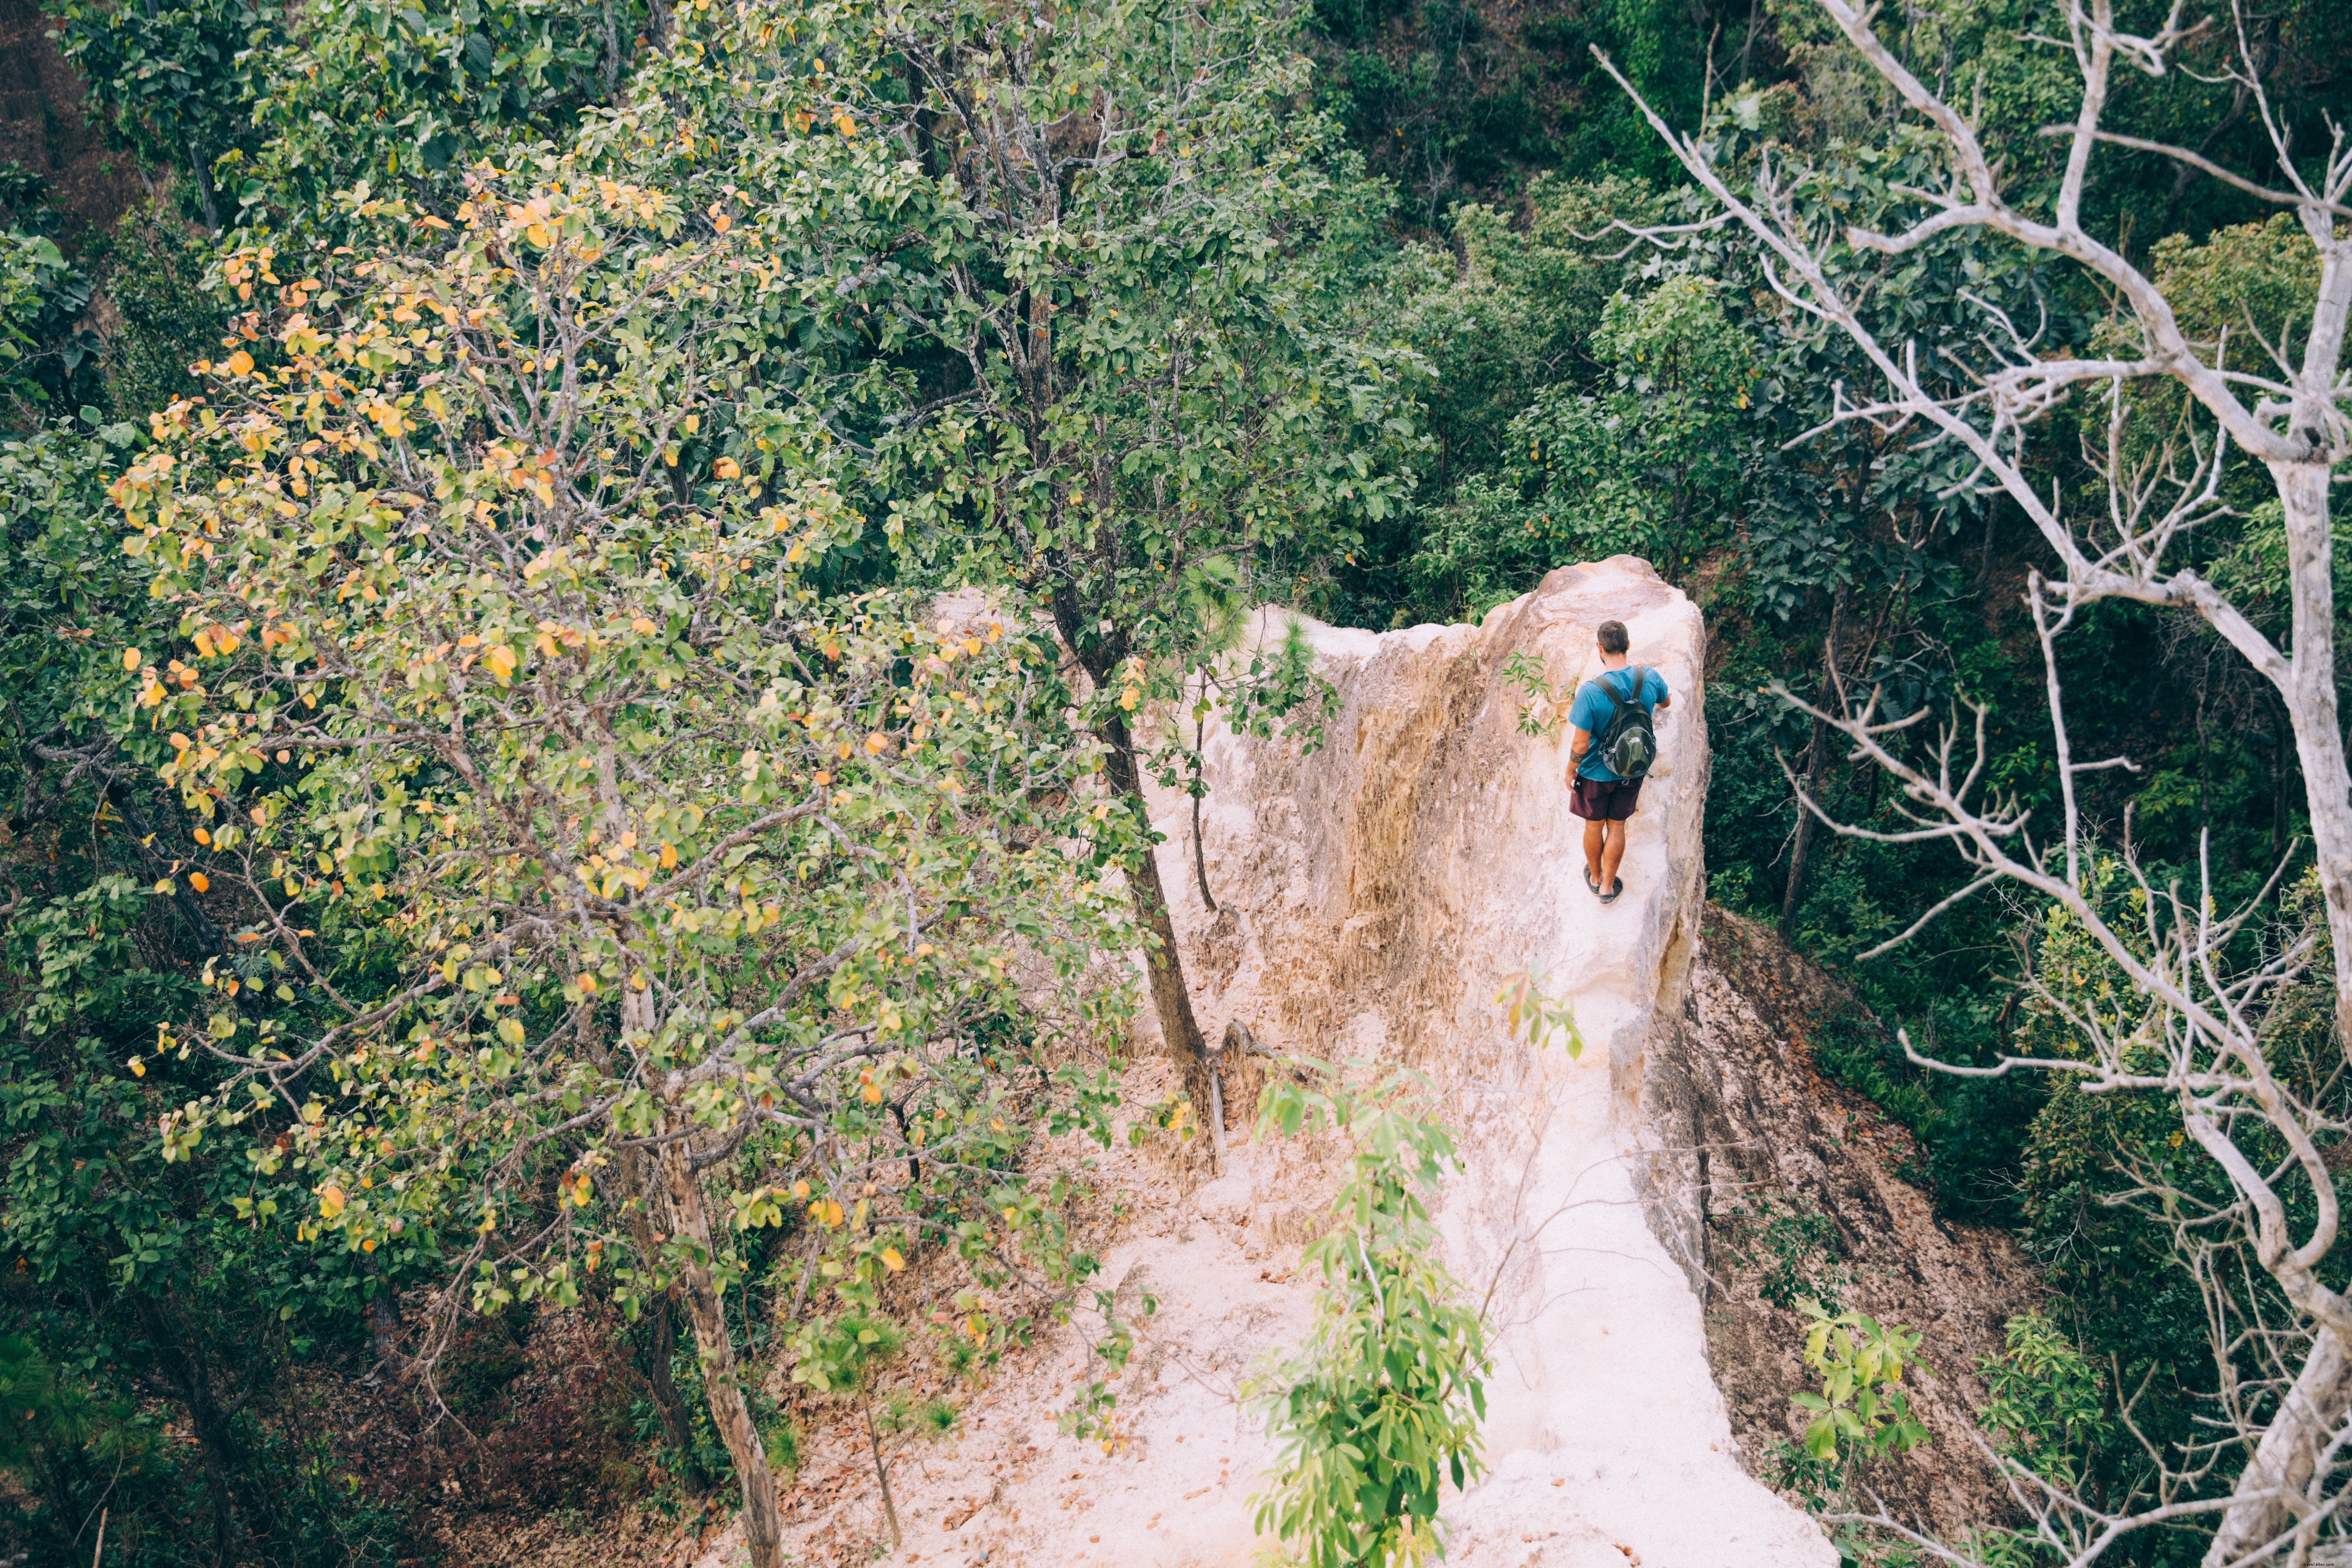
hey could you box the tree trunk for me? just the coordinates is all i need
[1780,582,1847,940]
[657,1134,785,1568]
[2271,459,2352,1057]
[1101,716,1214,1127]
[863,1393,903,1551]
[2208,457,2352,1560]
[2202,1324,2352,1566]
[131,1295,250,1562]
[631,1292,707,1491]
[574,971,713,1494]
[187,138,220,231]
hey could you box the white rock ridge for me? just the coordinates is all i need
[1147,555,1834,1567]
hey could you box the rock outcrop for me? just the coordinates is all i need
[1144,557,1834,1566]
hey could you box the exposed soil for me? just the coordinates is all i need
[1645,904,2045,1539]
[0,0,145,244]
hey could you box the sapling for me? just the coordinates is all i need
[790,1306,914,1552]
[1246,1063,1490,1568]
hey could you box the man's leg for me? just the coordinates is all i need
[1583,817,1607,881]
[1599,813,1632,889]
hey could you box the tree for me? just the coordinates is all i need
[1246,1062,1488,1568]
[859,0,1427,1121]
[1602,0,2352,1558]
[112,159,1132,1568]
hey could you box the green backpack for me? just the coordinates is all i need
[1594,667,1658,779]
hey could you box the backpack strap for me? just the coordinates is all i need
[1599,665,1647,718]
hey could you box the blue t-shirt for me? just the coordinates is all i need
[1569,665,1668,781]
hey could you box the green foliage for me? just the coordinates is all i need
[1790,1300,1929,1466]
[1976,1312,2111,1490]
[46,0,260,227]
[1248,1065,1488,1568]
[0,229,100,413]
[1492,962,1583,1057]
[1719,1191,1847,1311]
[789,1308,906,1400]
[89,217,231,428]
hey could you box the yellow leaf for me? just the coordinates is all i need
[129,1057,145,1077]
[864,733,888,755]
[227,351,255,377]
[524,223,553,248]
[659,842,678,869]
[713,456,741,479]
[188,872,210,893]
[632,617,657,635]
[122,648,142,671]
[319,1185,346,1218]
[832,110,857,138]
[880,1248,905,1273]
[482,645,517,683]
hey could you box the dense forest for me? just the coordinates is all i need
[3,0,2351,1564]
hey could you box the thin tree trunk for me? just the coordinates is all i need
[186,138,220,231]
[1781,582,1847,940]
[131,1296,248,1564]
[1101,716,1214,1127]
[863,1393,902,1552]
[631,1292,707,1490]
[364,1251,401,1371]
[575,987,711,1493]
[1191,673,1218,914]
[657,1134,785,1568]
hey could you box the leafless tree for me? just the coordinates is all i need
[1597,0,2352,1561]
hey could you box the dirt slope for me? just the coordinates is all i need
[1647,906,2043,1537]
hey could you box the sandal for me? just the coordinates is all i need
[1584,867,1601,897]
[1599,878,1623,905]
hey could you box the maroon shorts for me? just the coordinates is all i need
[1568,775,1643,821]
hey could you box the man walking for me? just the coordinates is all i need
[1565,619,1670,905]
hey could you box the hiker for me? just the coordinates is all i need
[1564,619,1670,905]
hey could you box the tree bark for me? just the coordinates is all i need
[863,1393,903,1552]
[2208,457,2352,1561]
[1100,716,1214,1127]
[2271,458,2352,1057]
[2203,1323,2352,1566]
[1780,581,1847,940]
[657,1134,785,1568]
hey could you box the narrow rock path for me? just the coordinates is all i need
[695,558,1833,1567]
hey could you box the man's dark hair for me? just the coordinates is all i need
[1596,620,1629,655]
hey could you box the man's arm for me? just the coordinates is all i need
[1565,724,1591,784]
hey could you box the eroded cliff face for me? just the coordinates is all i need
[1140,557,1836,1567]
[1651,906,2044,1540]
